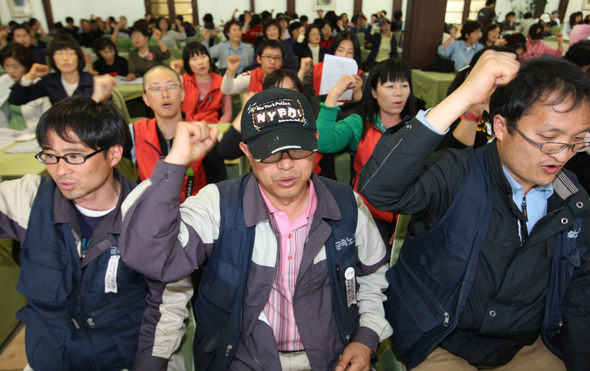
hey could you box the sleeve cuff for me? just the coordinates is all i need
[133,353,168,371]
[152,159,187,192]
[415,109,449,135]
[353,326,380,354]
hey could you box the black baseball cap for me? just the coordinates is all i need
[241,88,317,162]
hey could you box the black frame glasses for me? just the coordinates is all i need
[35,148,105,165]
[512,125,590,154]
[259,149,315,164]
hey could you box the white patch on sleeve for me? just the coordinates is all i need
[251,221,277,267]
[313,246,326,264]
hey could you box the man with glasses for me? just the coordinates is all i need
[131,65,224,202]
[119,88,392,370]
[221,39,287,94]
[359,53,590,370]
[0,96,184,370]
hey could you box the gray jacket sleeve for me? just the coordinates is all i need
[120,159,220,283]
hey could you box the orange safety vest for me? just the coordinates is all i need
[133,118,207,202]
[247,67,265,93]
[182,72,226,123]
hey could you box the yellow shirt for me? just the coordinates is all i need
[375,33,392,63]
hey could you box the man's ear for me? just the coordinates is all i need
[239,142,251,158]
[493,114,508,142]
[256,55,261,65]
[141,93,151,108]
[108,144,124,167]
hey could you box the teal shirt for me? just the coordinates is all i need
[316,103,385,153]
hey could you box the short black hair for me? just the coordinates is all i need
[11,23,31,36]
[288,21,303,37]
[251,14,262,26]
[564,40,590,68]
[459,20,483,41]
[93,37,119,60]
[0,42,34,70]
[330,30,362,66]
[36,96,128,152]
[47,34,86,72]
[300,15,308,23]
[256,39,284,58]
[486,0,495,5]
[65,16,74,23]
[263,19,280,39]
[182,41,214,74]
[359,58,415,129]
[490,58,590,134]
[203,13,213,24]
[223,19,241,39]
[263,69,303,92]
[130,24,150,37]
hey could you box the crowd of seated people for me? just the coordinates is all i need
[1,7,590,371]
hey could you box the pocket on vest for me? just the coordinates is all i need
[18,243,70,303]
[385,264,444,353]
[25,320,67,371]
[419,227,470,289]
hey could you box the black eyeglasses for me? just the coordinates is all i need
[512,125,590,154]
[35,148,105,164]
[259,149,315,164]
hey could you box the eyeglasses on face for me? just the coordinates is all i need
[512,125,590,154]
[145,84,181,93]
[35,148,105,165]
[259,149,315,164]
[261,55,283,62]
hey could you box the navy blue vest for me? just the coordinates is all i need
[193,173,359,370]
[385,146,587,369]
[16,176,147,371]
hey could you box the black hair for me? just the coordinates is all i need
[47,34,86,72]
[176,15,184,21]
[300,15,308,23]
[506,11,515,18]
[564,40,590,68]
[261,11,272,22]
[394,10,402,21]
[223,19,241,39]
[263,69,303,92]
[130,24,150,37]
[481,23,500,45]
[523,12,533,19]
[459,20,483,41]
[256,39,284,58]
[182,41,214,74]
[305,24,322,44]
[490,58,590,134]
[251,14,262,26]
[11,23,31,36]
[359,58,415,131]
[263,19,281,39]
[569,11,583,28]
[288,21,303,37]
[93,37,119,60]
[203,13,213,24]
[0,42,34,71]
[329,30,362,66]
[485,0,495,6]
[324,11,338,31]
[65,16,74,24]
[156,17,170,31]
[36,96,128,152]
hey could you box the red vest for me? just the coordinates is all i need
[351,124,394,223]
[312,62,364,96]
[133,118,207,202]
[247,67,265,93]
[182,72,225,123]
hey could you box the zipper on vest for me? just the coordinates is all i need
[225,344,232,356]
[399,257,450,327]
[71,318,81,330]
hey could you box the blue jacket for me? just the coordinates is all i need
[16,176,148,371]
[193,172,359,370]
[384,145,588,369]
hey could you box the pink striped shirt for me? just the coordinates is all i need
[259,180,318,351]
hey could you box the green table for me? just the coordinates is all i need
[0,143,45,180]
[411,69,456,108]
[114,84,144,102]
[0,239,25,347]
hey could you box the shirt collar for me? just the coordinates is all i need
[501,166,554,199]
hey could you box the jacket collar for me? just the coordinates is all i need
[45,71,94,89]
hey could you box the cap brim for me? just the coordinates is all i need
[247,127,318,162]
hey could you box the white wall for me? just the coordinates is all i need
[198,0,251,25]
[51,0,146,25]
[1,0,47,29]
[565,0,590,25]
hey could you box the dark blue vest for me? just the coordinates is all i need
[16,176,148,371]
[385,146,587,369]
[193,173,359,370]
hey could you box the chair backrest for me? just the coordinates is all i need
[390,214,411,267]
[111,88,132,124]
